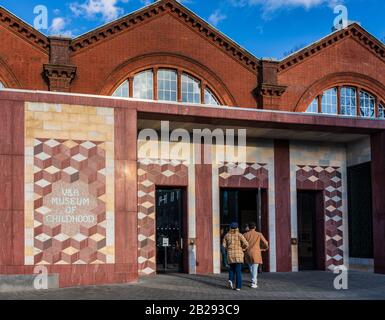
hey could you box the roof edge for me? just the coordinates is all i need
[69,0,259,71]
[0,6,49,53]
[278,23,385,73]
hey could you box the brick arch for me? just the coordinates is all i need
[295,72,385,112]
[0,57,22,88]
[99,52,237,106]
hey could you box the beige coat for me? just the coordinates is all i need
[243,230,269,265]
[223,229,249,264]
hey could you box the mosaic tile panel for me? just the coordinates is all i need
[296,165,344,270]
[137,159,188,276]
[25,102,115,265]
[218,162,268,188]
[32,138,107,265]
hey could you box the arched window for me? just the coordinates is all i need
[111,68,221,106]
[205,88,219,106]
[306,86,385,119]
[306,98,318,113]
[158,69,177,102]
[321,88,337,114]
[359,90,375,118]
[379,103,385,119]
[182,73,201,104]
[340,87,356,116]
[134,70,153,100]
[112,80,129,98]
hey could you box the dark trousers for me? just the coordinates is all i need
[220,245,229,268]
[229,263,242,289]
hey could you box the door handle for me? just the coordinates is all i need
[180,238,183,250]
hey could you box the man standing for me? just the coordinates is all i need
[243,222,269,289]
[223,222,249,291]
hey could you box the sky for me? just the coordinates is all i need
[1,0,385,59]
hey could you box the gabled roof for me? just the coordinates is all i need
[69,0,259,71]
[278,23,385,73]
[0,6,49,54]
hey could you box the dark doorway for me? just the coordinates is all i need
[297,190,325,271]
[220,188,269,271]
[347,162,373,260]
[156,188,187,273]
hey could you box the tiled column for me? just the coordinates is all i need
[0,100,24,269]
[274,140,292,272]
[115,108,138,278]
[371,131,385,274]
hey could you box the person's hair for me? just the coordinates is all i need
[248,222,256,230]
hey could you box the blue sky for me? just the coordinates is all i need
[1,0,385,59]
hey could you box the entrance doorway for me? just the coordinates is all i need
[297,190,325,271]
[156,188,187,273]
[220,188,269,271]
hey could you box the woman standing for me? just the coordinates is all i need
[223,222,249,291]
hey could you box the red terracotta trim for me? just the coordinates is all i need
[1,90,385,134]
[274,140,292,272]
[371,132,385,274]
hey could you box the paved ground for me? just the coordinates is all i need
[0,271,384,300]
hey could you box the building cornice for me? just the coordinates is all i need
[278,23,385,73]
[69,0,259,72]
[0,6,49,54]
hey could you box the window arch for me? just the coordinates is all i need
[205,88,220,106]
[111,68,221,105]
[158,69,177,102]
[182,73,201,104]
[379,103,385,119]
[133,70,153,100]
[112,80,129,98]
[306,86,384,119]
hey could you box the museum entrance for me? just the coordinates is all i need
[220,188,269,271]
[156,188,187,273]
[297,190,325,271]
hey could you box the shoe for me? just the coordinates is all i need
[228,280,234,289]
[251,284,258,289]
[236,288,241,291]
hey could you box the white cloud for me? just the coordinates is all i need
[228,0,344,17]
[70,0,126,23]
[208,10,227,27]
[49,17,73,37]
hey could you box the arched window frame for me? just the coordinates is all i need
[306,85,385,119]
[111,67,221,105]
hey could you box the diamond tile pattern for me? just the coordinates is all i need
[33,138,107,265]
[219,162,268,188]
[137,159,188,276]
[296,165,344,270]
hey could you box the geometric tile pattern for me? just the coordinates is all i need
[296,165,344,270]
[33,138,108,265]
[137,159,188,276]
[25,102,115,266]
[219,162,268,188]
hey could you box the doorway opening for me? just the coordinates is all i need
[220,188,269,272]
[156,188,188,273]
[297,190,325,271]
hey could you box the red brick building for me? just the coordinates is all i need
[1,0,385,287]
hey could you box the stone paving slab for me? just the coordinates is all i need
[0,271,384,300]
